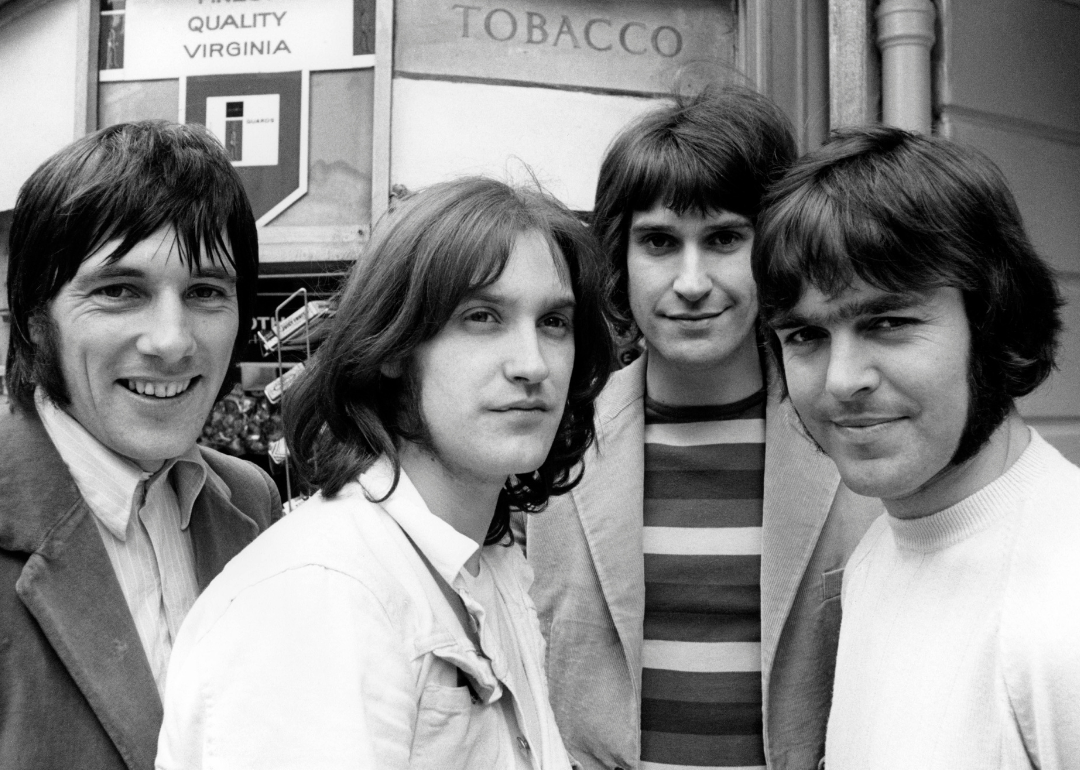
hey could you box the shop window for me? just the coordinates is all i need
[270,70,374,229]
[98,79,179,127]
[99,0,126,71]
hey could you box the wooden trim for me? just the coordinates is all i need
[73,0,97,135]
[739,0,769,92]
[257,225,367,244]
[941,104,1080,149]
[828,0,878,129]
[370,0,394,225]
[393,71,666,100]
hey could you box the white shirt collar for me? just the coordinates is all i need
[359,458,480,585]
[35,389,207,540]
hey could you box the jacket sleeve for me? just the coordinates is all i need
[156,566,416,770]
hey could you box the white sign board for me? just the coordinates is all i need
[103,0,362,80]
[205,94,281,166]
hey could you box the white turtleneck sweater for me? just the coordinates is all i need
[825,429,1080,770]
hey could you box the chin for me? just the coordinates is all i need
[835,463,926,503]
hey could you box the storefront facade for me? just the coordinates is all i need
[1,0,1078,465]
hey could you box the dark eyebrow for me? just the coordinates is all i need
[630,212,753,233]
[73,263,236,285]
[76,264,144,281]
[467,287,576,310]
[192,265,238,284]
[772,292,921,329]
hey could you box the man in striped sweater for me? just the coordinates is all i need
[524,87,882,770]
[754,127,1080,769]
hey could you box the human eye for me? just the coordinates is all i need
[539,312,574,338]
[92,283,139,301]
[462,307,499,326]
[635,231,678,254]
[778,326,826,349]
[867,316,918,333]
[708,229,745,249]
[188,284,228,301]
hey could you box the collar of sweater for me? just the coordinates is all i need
[887,429,1050,552]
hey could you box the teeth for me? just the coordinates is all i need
[125,379,192,398]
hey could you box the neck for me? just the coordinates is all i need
[397,442,502,575]
[645,339,763,406]
[886,410,1030,520]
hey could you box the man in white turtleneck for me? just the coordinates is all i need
[752,126,1080,769]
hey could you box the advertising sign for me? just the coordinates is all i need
[394,0,737,94]
[206,95,281,166]
[187,72,303,223]
[99,0,369,81]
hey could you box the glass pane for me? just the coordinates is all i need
[354,0,376,55]
[271,69,375,227]
[98,79,180,128]
[98,13,126,70]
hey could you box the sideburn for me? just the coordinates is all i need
[949,343,1012,467]
[28,313,71,409]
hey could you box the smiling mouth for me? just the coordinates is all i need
[832,416,904,429]
[666,312,721,321]
[123,378,196,399]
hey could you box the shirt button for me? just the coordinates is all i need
[517,736,530,753]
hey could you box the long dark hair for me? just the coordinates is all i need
[285,177,616,544]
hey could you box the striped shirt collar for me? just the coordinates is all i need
[359,458,480,585]
[35,390,209,540]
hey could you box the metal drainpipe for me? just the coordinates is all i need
[875,0,937,133]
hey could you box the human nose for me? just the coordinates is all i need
[504,324,551,385]
[824,333,880,401]
[671,245,711,303]
[135,295,197,364]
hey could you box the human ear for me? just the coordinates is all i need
[28,313,48,346]
[380,360,403,379]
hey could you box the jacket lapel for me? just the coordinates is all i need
[2,410,161,770]
[187,466,260,590]
[572,358,647,695]
[759,395,840,681]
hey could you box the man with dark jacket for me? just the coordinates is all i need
[0,121,281,770]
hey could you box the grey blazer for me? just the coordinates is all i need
[525,356,882,770]
[0,407,281,770]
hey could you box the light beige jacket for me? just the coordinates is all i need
[158,462,571,770]
[525,356,882,770]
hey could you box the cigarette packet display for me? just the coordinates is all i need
[257,301,331,355]
[264,363,306,404]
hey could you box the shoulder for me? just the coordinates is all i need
[198,446,282,527]
[214,485,399,585]
[596,357,646,429]
[179,486,421,642]
[999,435,1080,670]
[1007,433,1080,578]
[998,443,1080,759]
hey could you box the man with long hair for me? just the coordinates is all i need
[156,178,616,769]
[524,87,882,770]
[754,126,1078,768]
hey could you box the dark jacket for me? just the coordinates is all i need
[0,406,281,770]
